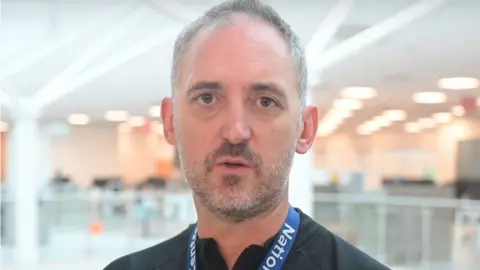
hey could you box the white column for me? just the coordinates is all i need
[37,130,52,191]
[10,98,41,266]
[289,89,315,216]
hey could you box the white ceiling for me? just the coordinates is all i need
[0,0,479,133]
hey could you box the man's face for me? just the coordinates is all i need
[162,16,317,222]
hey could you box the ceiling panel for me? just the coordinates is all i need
[0,0,478,134]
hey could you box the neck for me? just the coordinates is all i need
[195,197,289,269]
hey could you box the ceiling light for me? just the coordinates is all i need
[451,105,465,117]
[372,116,391,127]
[117,123,131,133]
[413,92,447,104]
[316,125,336,137]
[363,121,380,132]
[0,121,9,132]
[105,110,128,122]
[357,122,379,135]
[333,98,363,110]
[322,118,344,128]
[340,86,377,100]
[149,105,161,117]
[323,109,352,123]
[417,118,435,128]
[128,116,145,127]
[68,114,90,125]
[356,125,373,135]
[438,77,479,90]
[432,112,452,123]
[151,121,164,135]
[383,110,406,121]
[405,122,421,133]
[330,108,353,118]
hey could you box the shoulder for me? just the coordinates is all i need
[103,226,192,270]
[294,210,391,270]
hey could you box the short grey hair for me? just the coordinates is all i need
[170,0,307,106]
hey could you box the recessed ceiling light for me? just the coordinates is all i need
[325,108,352,120]
[340,86,377,100]
[128,116,145,127]
[0,121,9,132]
[382,110,406,121]
[316,125,336,137]
[151,121,164,135]
[117,123,131,133]
[105,110,128,122]
[356,125,373,135]
[417,118,435,128]
[438,77,479,90]
[149,105,161,117]
[363,121,380,132]
[333,98,363,110]
[321,116,343,127]
[405,122,421,133]
[451,105,465,117]
[372,116,391,127]
[68,114,90,125]
[432,112,452,123]
[413,92,447,104]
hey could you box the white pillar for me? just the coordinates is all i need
[289,89,315,216]
[10,98,41,266]
[37,131,52,191]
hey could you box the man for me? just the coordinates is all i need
[105,0,390,269]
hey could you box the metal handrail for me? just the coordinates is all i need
[313,193,480,209]
[2,190,480,209]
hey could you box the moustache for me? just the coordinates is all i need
[204,141,262,172]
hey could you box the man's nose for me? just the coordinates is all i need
[222,106,252,144]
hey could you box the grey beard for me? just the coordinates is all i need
[199,175,286,223]
[181,147,294,223]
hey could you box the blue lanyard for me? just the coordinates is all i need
[186,206,300,270]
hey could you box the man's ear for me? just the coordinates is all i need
[161,98,176,145]
[296,105,318,154]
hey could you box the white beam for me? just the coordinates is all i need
[0,12,125,84]
[0,29,46,64]
[311,0,449,72]
[33,5,149,109]
[306,0,354,66]
[0,0,3,26]
[148,0,198,22]
[69,26,182,92]
[0,88,13,108]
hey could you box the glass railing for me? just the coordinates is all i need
[1,191,479,270]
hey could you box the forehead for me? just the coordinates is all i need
[177,15,297,92]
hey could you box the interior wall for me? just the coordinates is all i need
[118,129,175,185]
[314,117,480,190]
[51,126,120,187]
[51,125,175,187]
[314,132,438,190]
[1,132,6,182]
[35,116,480,189]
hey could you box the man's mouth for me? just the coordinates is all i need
[216,157,251,169]
[223,162,248,168]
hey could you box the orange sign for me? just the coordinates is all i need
[89,221,104,236]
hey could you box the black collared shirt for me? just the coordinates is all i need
[197,234,275,270]
[104,208,391,270]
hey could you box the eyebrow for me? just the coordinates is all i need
[250,83,286,99]
[186,81,287,99]
[187,81,222,94]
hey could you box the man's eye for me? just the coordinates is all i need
[256,97,278,108]
[195,94,215,105]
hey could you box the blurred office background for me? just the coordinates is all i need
[0,0,480,269]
